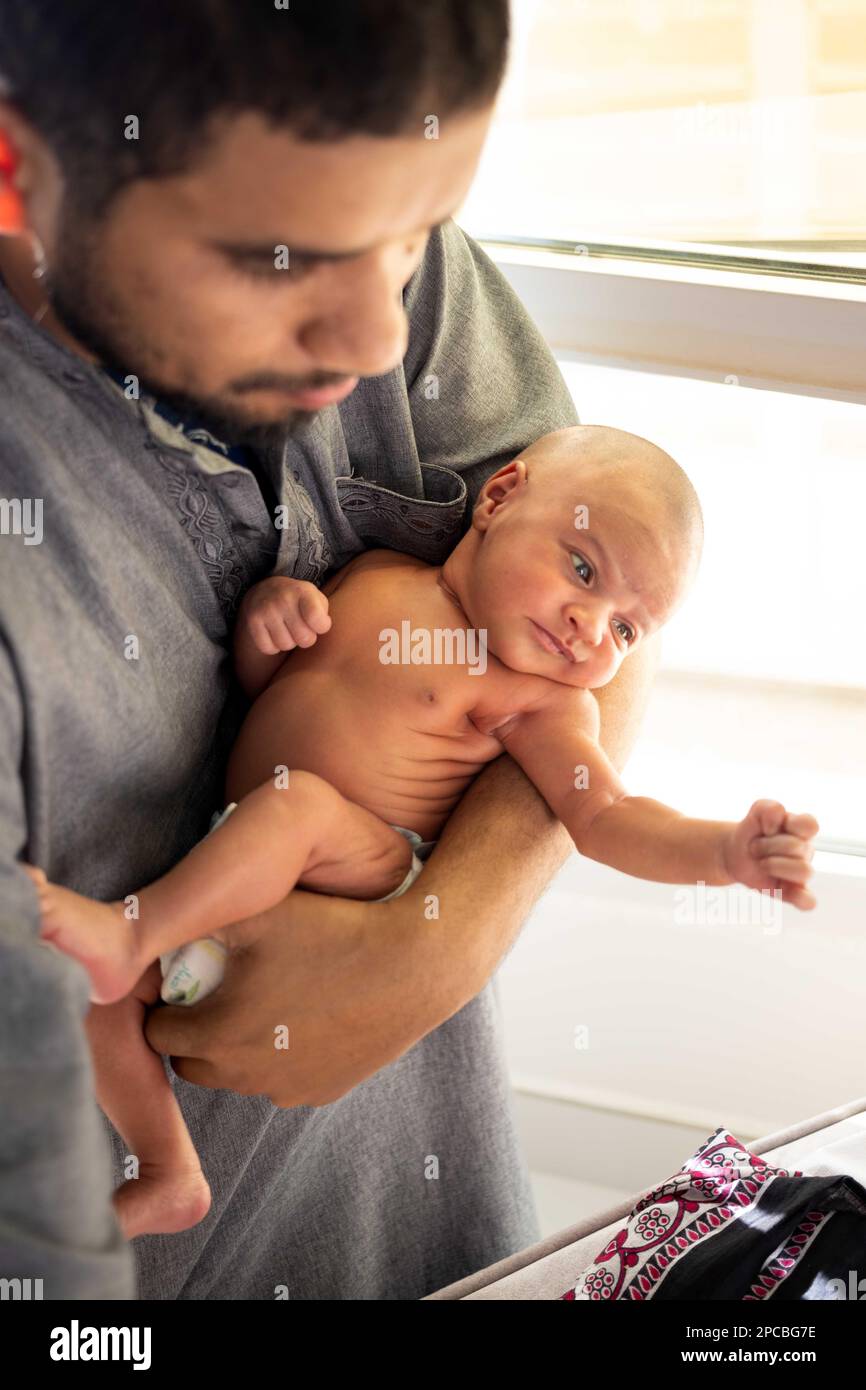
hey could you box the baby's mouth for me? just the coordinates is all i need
[530,620,576,663]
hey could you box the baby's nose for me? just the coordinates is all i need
[566,606,604,647]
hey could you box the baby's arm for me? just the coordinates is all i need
[497,686,818,910]
[233,575,331,698]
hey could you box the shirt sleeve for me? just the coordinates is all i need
[0,636,136,1299]
[402,218,580,515]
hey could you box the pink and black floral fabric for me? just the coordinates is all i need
[561,1128,866,1300]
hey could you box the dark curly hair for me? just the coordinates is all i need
[0,0,509,221]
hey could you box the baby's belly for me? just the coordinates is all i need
[225,666,501,842]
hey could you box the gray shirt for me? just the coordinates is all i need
[0,219,578,1300]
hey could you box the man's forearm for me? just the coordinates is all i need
[411,752,573,999]
[401,633,662,1015]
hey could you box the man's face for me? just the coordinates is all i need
[462,457,686,690]
[37,107,491,445]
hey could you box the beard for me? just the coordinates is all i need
[43,214,324,450]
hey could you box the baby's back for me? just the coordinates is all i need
[226,550,534,841]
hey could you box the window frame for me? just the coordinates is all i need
[479,239,866,406]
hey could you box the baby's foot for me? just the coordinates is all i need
[112,1161,212,1240]
[23,865,139,1004]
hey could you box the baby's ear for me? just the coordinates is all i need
[473,459,527,528]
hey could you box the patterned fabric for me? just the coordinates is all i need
[561,1129,866,1301]
[335,461,467,565]
[150,448,252,614]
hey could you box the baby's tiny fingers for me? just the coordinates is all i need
[250,617,281,655]
[289,619,319,648]
[779,882,817,912]
[784,811,820,838]
[762,856,814,886]
[298,591,331,633]
[752,833,814,863]
[260,618,297,653]
[745,799,787,837]
[309,609,332,634]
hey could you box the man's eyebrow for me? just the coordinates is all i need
[209,215,454,263]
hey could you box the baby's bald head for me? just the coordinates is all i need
[451,421,704,691]
[518,424,703,597]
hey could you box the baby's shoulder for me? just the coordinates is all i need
[322,547,422,597]
[467,666,553,735]
[469,668,601,741]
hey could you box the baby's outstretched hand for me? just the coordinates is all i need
[722,799,819,911]
[242,576,331,654]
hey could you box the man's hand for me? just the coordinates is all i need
[242,575,331,655]
[143,888,446,1107]
[722,799,819,911]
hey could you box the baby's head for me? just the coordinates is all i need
[444,424,703,690]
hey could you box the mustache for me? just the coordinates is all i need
[229,370,352,393]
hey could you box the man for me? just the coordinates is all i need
[0,1,659,1299]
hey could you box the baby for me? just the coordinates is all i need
[25,424,819,1239]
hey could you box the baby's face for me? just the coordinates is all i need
[461,447,691,689]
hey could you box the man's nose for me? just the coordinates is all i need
[296,250,409,380]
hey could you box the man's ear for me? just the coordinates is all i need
[473,458,528,531]
[0,103,58,235]
[0,112,26,234]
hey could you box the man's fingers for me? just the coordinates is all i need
[167,1052,264,1094]
[164,1054,228,1091]
[143,992,229,1058]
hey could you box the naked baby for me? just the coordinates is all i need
[26,424,819,1239]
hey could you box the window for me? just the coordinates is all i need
[556,359,866,851]
[460,0,866,279]
[470,0,866,1196]
[455,0,865,855]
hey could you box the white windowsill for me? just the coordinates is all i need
[480,237,866,403]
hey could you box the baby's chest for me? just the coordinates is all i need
[370,648,480,723]
[367,638,519,748]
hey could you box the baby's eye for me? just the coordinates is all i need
[570,552,593,584]
[614,619,635,645]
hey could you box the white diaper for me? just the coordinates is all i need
[158,809,427,1006]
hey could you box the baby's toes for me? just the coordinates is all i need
[34,882,71,936]
[21,862,48,889]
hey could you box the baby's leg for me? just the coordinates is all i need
[85,968,211,1239]
[26,771,414,1004]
